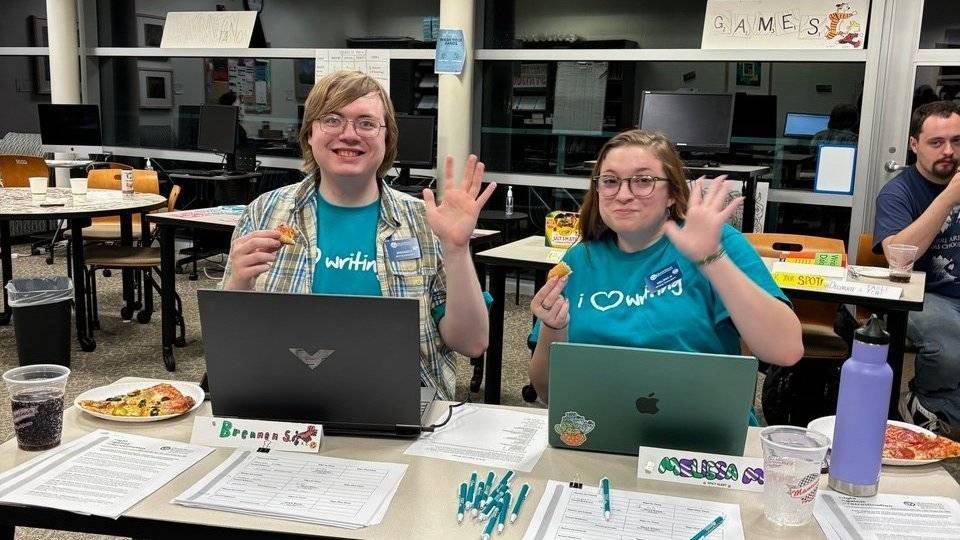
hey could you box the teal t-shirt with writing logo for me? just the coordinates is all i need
[311,194,382,296]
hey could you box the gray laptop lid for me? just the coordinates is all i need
[198,289,423,436]
[548,342,758,456]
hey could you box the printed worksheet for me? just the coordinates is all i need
[522,480,745,540]
[174,450,407,529]
[815,491,960,539]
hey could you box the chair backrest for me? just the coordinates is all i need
[85,161,134,172]
[86,169,159,194]
[0,133,43,156]
[0,154,49,188]
[166,184,181,212]
[856,233,887,267]
[743,233,845,258]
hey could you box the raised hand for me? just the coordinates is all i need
[662,176,743,262]
[531,276,569,331]
[423,154,497,249]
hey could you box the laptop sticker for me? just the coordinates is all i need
[645,262,682,293]
[554,411,596,447]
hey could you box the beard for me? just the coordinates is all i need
[931,158,959,181]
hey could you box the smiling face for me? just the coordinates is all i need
[910,112,960,183]
[307,92,386,184]
[596,146,675,240]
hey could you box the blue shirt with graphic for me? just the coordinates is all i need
[311,194,382,296]
[533,224,787,354]
[874,166,960,298]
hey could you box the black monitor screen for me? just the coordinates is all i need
[784,112,830,138]
[638,92,735,152]
[198,105,238,155]
[177,105,202,149]
[394,114,435,168]
[732,94,778,140]
[37,104,102,146]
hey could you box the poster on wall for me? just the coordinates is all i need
[314,49,390,94]
[204,58,271,113]
[702,0,868,50]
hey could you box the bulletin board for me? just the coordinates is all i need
[205,58,271,113]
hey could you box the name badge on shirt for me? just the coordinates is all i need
[386,238,422,261]
[646,262,682,293]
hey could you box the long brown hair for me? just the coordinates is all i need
[578,129,689,242]
[298,70,399,179]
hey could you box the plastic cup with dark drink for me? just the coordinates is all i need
[3,364,69,450]
[886,244,918,283]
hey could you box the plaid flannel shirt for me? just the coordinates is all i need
[220,175,459,400]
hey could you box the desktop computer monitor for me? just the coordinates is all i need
[732,94,778,140]
[783,112,830,138]
[37,104,103,155]
[393,114,435,183]
[638,91,735,153]
[198,105,239,169]
[177,105,202,149]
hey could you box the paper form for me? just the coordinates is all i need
[314,49,390,95]
[173,449,407,529]
[814,491,960,539]
[404,404,548,472]
[522,480,745,540]
[0,430,213,519]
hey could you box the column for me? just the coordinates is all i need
[437,0,475,194]
[46,0,82,186]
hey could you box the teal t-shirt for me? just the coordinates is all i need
[534,224,788,355]
[311,194,382,296]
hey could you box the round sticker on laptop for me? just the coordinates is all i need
[554,411,596,447]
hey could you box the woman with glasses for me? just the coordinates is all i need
[222,70,496,400]
[528,129,802,401]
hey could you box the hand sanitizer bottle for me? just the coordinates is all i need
[505,186,514,215]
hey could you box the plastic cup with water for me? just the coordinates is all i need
[759,425,830,526]
[2,364,70,450]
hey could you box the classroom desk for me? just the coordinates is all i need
[475,236,926,415]
[0,376,957,539]
[145,207,501,372]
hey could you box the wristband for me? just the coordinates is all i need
[695,246,726,267]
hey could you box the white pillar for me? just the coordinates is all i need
[46,0,82,187]
[436,0,475,195]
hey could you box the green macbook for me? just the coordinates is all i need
[547,342,758,456]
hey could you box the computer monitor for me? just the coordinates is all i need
[37,104,103,155]
[638,91,735,153]
[393,114,435,183]
[177,105,202,149]
[784,112,830,138]
[198,105,239,169]
[732,93,778,140]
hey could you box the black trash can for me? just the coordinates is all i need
[6,277,73,367]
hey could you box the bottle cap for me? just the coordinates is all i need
[855,314,889,345]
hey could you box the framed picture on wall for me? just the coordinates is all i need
[138,69,173,108]
[30,15,50,94]
[137,14,165,47]
[726,61,771,94]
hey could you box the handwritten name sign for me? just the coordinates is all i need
[190,416,322,453]
[638,446,765,492]
[160,11,257,48]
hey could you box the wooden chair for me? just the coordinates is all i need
[85,162,134,172]
[0,154,49,187]
[66,169,161,242]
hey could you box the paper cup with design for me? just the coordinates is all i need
[759,426,830,526]
[3,364,70,450]
[886,244,918,283]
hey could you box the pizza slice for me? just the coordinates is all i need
[79,383,195,417]
[548,261,573,280]
[882,425,960,460]
[276,223,297,245]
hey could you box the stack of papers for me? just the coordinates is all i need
[173,449,407,529]
[0,430,213,519]
[815,491,960,539]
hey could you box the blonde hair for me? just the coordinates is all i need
[298,70,398,179]
[579,129,690,242]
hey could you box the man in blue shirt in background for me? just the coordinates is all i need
[874,101,960,436]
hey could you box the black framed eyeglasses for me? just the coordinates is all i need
[317,114,385,138]
[592,174,666,198]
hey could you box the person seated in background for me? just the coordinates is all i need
[527,129,803,402]
[874,100,960,436]
[811,104,859,148]
[220,70,496,400]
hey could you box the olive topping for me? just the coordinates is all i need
[126,390,141,397]
[106,397,122,402]
[160,396,171,401]
[149,408,160,416]
[138,399,147,408]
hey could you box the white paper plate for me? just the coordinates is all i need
[807,415,939,466]
[74,381,204,422]
[850,266,890,279]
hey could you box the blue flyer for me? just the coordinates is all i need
[435,29,465,75]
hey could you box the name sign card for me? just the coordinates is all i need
[190,416,322,453]
[637,446,765,493]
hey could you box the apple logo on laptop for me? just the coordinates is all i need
[289,348,335,370]
[635,393,660,414]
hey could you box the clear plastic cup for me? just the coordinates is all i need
[886,244,918,283]
[759,426,830,526]
[28,177,48,195]
[69,178,88,195]
[3,364,70,450]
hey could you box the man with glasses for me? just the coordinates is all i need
[221,70,496,400]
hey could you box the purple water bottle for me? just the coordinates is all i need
[828,314,891,497]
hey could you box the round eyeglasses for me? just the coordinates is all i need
[592,174,666,198]
[317,114,385,138]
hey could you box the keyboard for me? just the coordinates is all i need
[684,159,721,168]
[170,169,247,177]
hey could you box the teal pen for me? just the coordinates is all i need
[510,484,530,523]
[600,476,611,520]
[471,481,485,517]
[495,470,515,492]
[690,515,724,540]
[480,471,496,506]
[480,492,504,522]
[481,506,500,540]
[457,482,467,524]
[466,471,478,510]
[496,491,511,534]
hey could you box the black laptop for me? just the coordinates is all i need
[197,289,435,438]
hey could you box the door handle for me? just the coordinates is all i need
[884,160,908,173]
